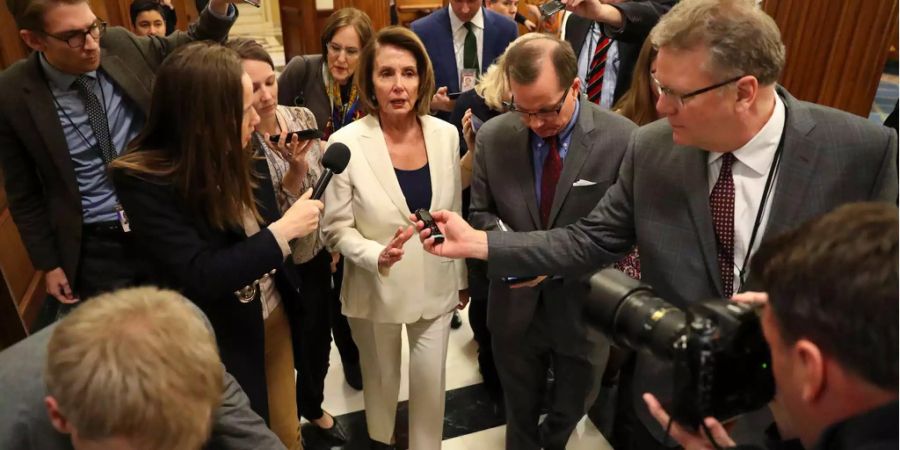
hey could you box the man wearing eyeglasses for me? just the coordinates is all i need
[413,1,898,449]
[0,0,238,324]
[466,34,636,450]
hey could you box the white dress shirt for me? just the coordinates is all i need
[448,5,484,90]
[708,94,786,293]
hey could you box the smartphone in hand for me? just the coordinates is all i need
[269,128,323,144]
[539,0,565,18]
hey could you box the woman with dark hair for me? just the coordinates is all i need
[226,37,349,445]
[321,26,467,450]
[110,42,322,450]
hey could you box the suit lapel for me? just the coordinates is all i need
[100,52,151,117]
[23,53,79,198]
[548,102,594,227]
[359,116,412,216]
[510,119,541,229]
[681,147,724,296]
[422,117,444,211]
[564,15,592,57]
[438,9,460,92]
[481,11,497,71]
[764,91,818,239]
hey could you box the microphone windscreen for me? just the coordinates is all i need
[322,143,351,174]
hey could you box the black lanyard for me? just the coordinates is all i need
[735,120,787,292]
[42,64,111,156]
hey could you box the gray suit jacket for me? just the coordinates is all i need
[486,87,898,441]
[0,8,234,284]
[469,100,636,358]
[0,322,285,450]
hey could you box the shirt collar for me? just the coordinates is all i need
[449,5,484,33]
[708,93,786,175]
[39,52,97,90]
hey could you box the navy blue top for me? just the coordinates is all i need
[395,163,432,213]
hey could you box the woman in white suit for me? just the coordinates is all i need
[321,27,468,450]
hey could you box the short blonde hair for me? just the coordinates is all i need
[356,26,435,116]
[650,0,785,85]
[476,33,548,111]
[45,287,223,450]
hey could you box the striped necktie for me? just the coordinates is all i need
[586,34,611,104]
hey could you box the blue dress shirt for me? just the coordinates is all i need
[530,99,581,206]
[40,54,144,224]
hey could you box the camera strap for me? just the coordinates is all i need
[736,119,786,292]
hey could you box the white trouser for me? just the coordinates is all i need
[349,312,452,450]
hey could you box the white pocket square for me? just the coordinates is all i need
[573,179,597,187]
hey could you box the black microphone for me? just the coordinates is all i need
[312,143,351,200]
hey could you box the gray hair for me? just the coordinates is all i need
[650,0,785,85]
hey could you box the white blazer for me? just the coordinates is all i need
[322,114,468,323]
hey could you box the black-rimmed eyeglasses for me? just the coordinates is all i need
[503,87,570,121]
[652,75,743,107]
[41,20,106,49]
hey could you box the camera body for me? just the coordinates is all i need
[587,269,774,427]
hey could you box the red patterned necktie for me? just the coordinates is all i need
[586,35,611,104]
[710,153,736,296]
[540,136,562,229]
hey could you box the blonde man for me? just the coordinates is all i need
[0,287,284,450]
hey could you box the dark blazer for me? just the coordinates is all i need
[564,1,675,104]
[411,7,518,117]
[278,54,330,133]
[0,10,234,285]
[469,99,636,357]
[111,154,301,422]
[486,87,898,442]
[0,313,286,450]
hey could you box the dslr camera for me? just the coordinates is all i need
[586,269,775,427]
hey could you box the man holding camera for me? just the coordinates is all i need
[644,202,898,450]
[411,0,897,448]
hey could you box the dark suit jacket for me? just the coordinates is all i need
[411,7,517,120]
[469,100,636,358]
[0,313,286,450]
[564,1,675,104]
[0,9,234,286]
[487,87,898,442]
[111,154,301,422]
[278,54,330,133]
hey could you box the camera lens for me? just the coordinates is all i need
[586,269,686,360]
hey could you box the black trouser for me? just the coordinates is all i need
[53,222,149,320]
[493,296,608,450]
[466,260,501,391]
[330,257,359,368]
[291,249,334,421]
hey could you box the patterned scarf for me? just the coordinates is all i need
[324,76,364,140]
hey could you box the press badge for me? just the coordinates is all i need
[460,69,478,92]
[115,204,131,233]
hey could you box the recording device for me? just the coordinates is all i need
[311,143,351,200]
[447,91,463,99]
[241,0,261,7]
[471,115,485,133]
[497,219,538,285]
[415,209,445,244]
[539,0,566,18]
[586,268,774,428]
[269,129,323,144]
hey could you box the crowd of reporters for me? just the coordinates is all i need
[0,0,896,450]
